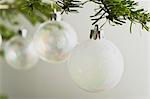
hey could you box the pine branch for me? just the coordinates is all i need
[56,0,83,14]
[0,0,61,40]
[91,0,150,32]
[0,0,149,41]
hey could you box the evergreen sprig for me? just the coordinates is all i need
[0,0,150,40]
[56,0,83,13]
[90,0,150,32]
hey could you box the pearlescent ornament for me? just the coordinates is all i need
[33,21,78,63]
[4,36,39,70]
[68,39,124,92]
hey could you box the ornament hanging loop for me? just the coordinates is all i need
[18,27,28,38]
[90,25,104,40]
[50,9,61,21]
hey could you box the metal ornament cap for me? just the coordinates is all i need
[90,25,104,40]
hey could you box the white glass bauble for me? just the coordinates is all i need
[33,21,78,63]
[4,36,39,70]
[0,34,2,47]
[68,39,124,92]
